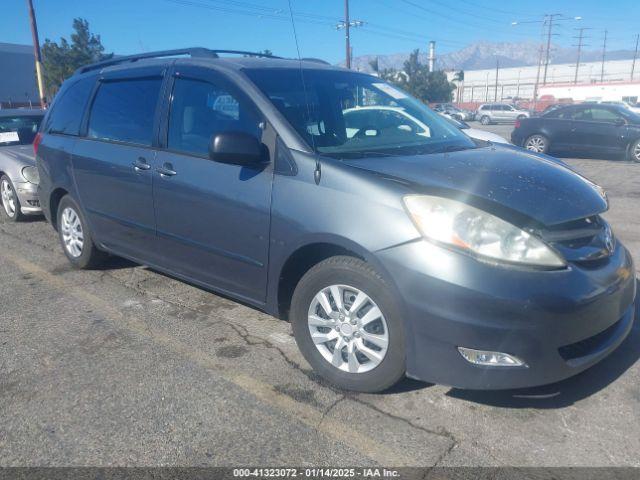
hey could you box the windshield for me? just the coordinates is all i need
[0,115,42,146]
[245,68,475,158]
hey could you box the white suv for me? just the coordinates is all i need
[477,103,529,125]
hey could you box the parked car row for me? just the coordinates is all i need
[2,49,636,393]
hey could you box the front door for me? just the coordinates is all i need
[73,72,164,260]
[569,106,628,156]
[152,67,273,304]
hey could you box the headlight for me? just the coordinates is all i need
[21,166,40,185]
[403,195,565,268]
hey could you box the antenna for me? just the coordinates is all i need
[286,0,321,185]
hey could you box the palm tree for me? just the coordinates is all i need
[453,70,465,104]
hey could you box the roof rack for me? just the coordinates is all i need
[300,57,331,65]
[74,48,282,75]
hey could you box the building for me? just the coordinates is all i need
[451,58,640,105]
[0,42,39,109]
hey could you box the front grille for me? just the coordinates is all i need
[558,318,623,361]
[537,215,614,264]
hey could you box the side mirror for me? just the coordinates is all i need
[209,131,266,167]
[614,118,626,127]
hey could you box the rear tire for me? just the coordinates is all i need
[480,115,491,125]
[0,175,25,222]
[290,256,406,393]
[56,195,107,269]
[524,134,549,154]
[627,139,640,163]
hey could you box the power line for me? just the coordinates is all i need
[397,0,542,37]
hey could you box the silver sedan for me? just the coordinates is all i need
[0,109,44,221]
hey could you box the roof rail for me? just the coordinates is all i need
[300,57,331,65]
[74,48,282,75]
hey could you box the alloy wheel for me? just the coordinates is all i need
[60,207,84,258]
[525,135,547,153]
[633,142,640,162]
[307,284,389,374]
[1,179,16,218]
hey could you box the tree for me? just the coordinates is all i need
[42,18,112,96]
[381,49,456,103]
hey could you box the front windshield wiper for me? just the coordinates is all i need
[441,144,474,153]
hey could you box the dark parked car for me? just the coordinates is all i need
[512,103,640,162]
[37,49,636,392]
[0,109,44,221]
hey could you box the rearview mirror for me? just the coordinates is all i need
[209,132,267,167]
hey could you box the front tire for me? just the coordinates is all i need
[524,134,549,154]
[480,115,491,125]
[56,195,107,269]
[0,175,25,222]
[517,114,527,120]
[290,256,406,393]
[628,139,640,163]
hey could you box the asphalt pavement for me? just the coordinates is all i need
[1,125,639,467]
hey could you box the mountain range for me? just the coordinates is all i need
[347,41,637,73]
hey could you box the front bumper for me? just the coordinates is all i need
[14,181,42,215]
[377,239,636,389]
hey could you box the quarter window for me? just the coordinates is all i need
[168,77,262,157]
[88,77,162,146]
[46,76,95,136]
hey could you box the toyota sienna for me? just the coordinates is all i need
[36,49,636,392]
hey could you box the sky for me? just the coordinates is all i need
[2,0,639,63]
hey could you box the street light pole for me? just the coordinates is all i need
[25,0,46,108]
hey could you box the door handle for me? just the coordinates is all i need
[157,163,177,177]
[132,157,151,171]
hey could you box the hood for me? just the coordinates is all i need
[342,145,607,226]
[0,145,36,167]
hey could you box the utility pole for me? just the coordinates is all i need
[25,0,46,108]
[336,0,363,69]
[631,34,639,81]
[572,27,591,84]
[601,30,608,82]
[513,14,581,85]
[494,58,499,101]
[533,45,544,112]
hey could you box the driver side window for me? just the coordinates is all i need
[168,77,262,157]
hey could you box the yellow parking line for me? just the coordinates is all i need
[3,251,423,466]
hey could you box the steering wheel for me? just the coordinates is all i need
[353,125,380,139]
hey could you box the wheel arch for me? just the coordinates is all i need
[272,236,398,321]
[49,187,69,230]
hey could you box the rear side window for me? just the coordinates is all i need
[168,77,262,157]
[88,77,162,146]
[46,76,95,136]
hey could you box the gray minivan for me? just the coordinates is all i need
[37,49,635,392]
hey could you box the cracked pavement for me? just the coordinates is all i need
[0,150,639,467]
